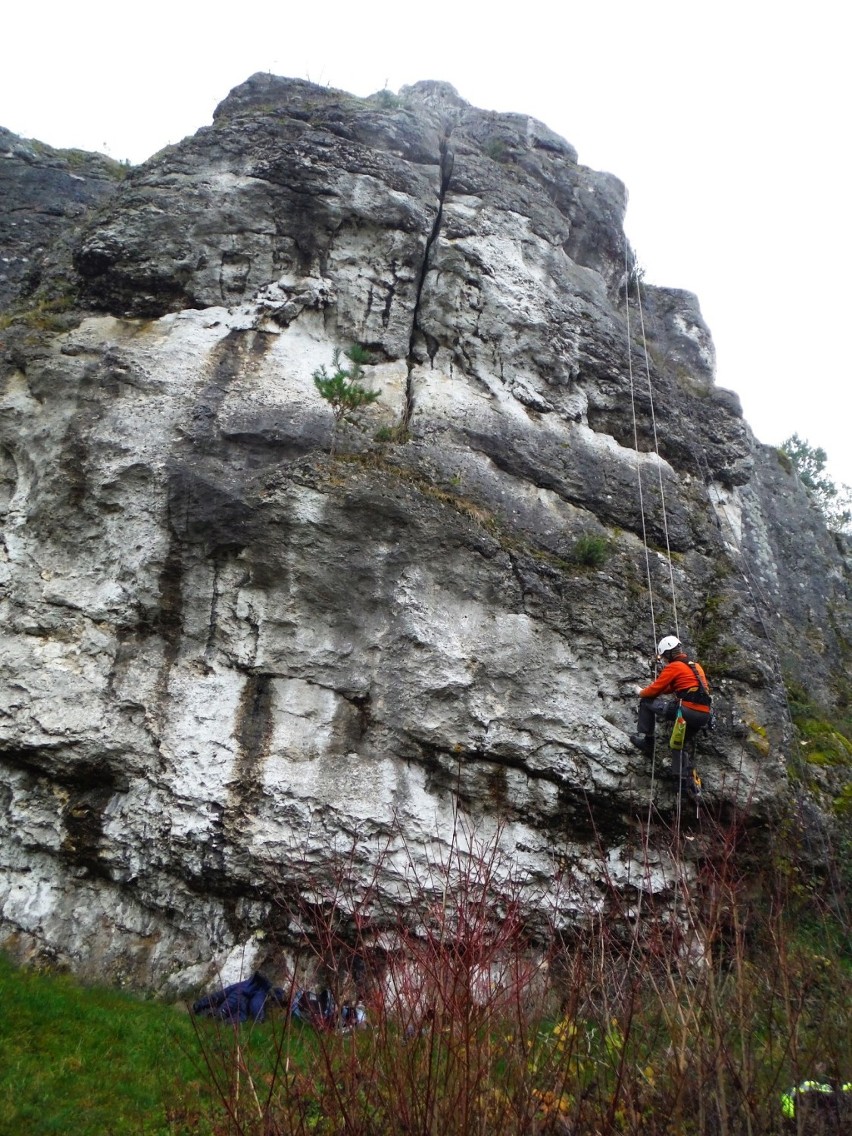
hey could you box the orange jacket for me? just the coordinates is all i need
[639,655,711,713]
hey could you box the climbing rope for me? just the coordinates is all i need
[623,255,684,649]
[624,258,659,651]
[622,254,694,966]
[623,256,705,895]
[623,258,662,852]
[633,277,680,642]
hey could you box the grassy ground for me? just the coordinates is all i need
[0,954,214,1135]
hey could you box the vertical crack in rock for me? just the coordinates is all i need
[0,445,18,517]
[350,692,372,741]
[404,126,455,423]
[155,512,186,715]
[58,426,89,510]
[205,554,222,657]
[157,536,184,660]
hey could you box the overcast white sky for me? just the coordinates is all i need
[4,1,850,484]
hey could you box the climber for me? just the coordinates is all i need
[630,636,712,793]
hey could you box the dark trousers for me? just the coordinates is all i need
[638,698,709,791]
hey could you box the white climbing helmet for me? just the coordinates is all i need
[657,635,681,656]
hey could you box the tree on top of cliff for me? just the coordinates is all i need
[780,434,852,533]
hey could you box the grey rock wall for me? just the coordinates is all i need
[0,127,124,313]
[0,77,847,991]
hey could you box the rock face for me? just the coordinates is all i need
[0,127,125,313]
[0,77,849,991]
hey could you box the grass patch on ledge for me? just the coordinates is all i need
[0,286,81,334]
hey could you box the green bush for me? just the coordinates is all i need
[374,423,409,444]
[483,137,507,162]
[572,533,610,567]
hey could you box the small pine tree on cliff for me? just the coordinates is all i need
[313,345,380,457]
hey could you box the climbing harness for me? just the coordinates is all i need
[683,661,712,707]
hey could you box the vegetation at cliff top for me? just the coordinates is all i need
[780,433,852,533]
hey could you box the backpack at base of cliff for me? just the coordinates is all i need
[291,987,367,1032]
[291,987,336,1029]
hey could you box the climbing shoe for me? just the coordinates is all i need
[630,733,654,754]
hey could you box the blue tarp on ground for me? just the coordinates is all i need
[192,973,367,1030]
[191,972,286,1023]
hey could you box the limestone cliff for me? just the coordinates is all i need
[0,77,848,991]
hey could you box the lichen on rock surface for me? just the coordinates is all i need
[0,76,849,990]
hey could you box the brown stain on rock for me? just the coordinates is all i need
[61,787,114,878]
[231,673,276,810]
[191,328,274,442]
